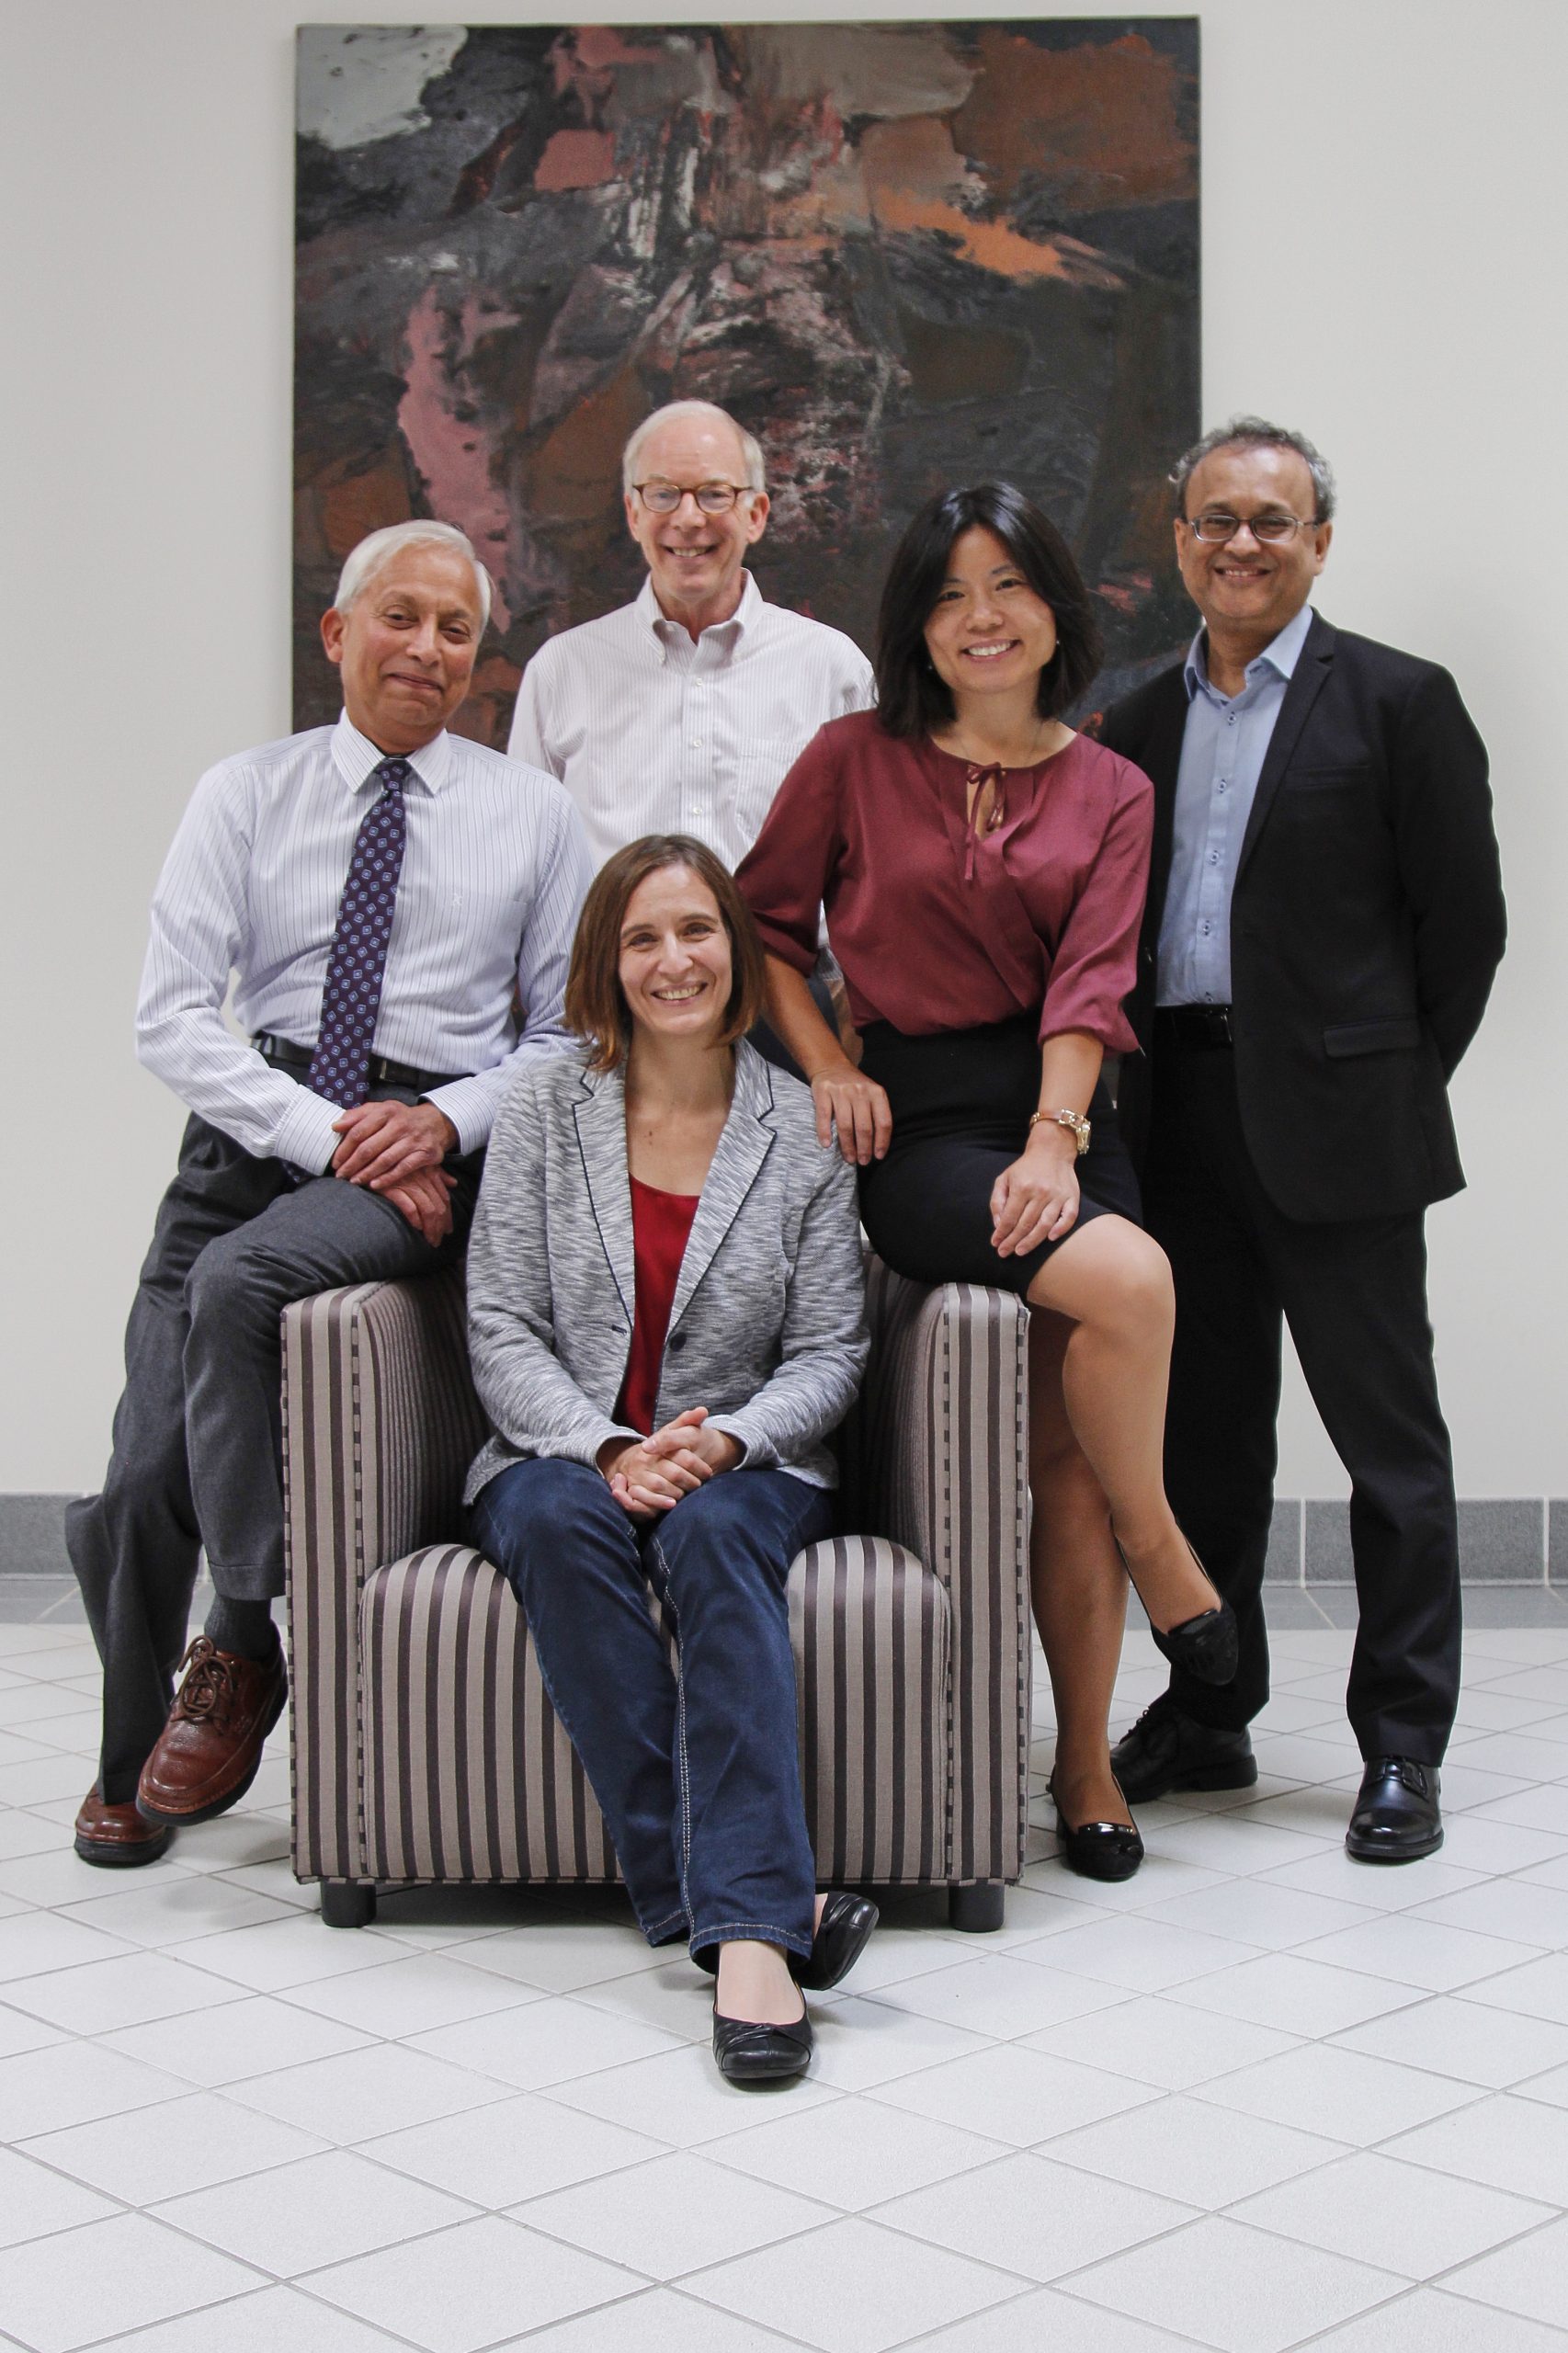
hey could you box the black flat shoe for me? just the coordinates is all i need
[1152,1599,1240,1688]
[1050,1776,1144,1881]
[692,1891,879,1992]
[791,1892,879,1991]
[712,2000,813,2086]
[1346,1756,1442,1863]
[1119,1540,1239,1688]
[1110,1694,1257,1802]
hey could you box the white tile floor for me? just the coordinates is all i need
[3,1608,1568,2351]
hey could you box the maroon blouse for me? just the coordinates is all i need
[615,1176,699,1438]
[736,710,1153,1054]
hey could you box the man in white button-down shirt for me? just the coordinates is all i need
[507,400,874,873]
[67,522,591,1870]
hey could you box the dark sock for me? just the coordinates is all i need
[203,1596,277,1662]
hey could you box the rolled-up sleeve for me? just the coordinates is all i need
[1038,756,1153,1053]
[736,728,844,975]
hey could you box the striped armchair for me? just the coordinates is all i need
[282,1258,1030,1932]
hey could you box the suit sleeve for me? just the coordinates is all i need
[1388,666,1506,1075]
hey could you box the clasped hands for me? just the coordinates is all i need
[597,1407,743,1520]
[329,1099,460,1246]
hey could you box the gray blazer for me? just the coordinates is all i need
[464,1040,869,1500]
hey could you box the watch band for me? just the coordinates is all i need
[1028,1107,1092,1157]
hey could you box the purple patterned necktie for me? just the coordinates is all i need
[307,756,411,1106]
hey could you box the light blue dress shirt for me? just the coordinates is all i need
[1155,602,1315,1006]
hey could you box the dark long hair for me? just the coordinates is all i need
[874,482,1104,739]
[564,833,767,1073]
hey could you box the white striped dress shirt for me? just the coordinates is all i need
[137,712,593,1172]
[507,571,876,871]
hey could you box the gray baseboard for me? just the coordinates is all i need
[6,1492,1567,1586]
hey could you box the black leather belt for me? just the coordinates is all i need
[1154,1005,1234,1050]
[254,1034,465,1093]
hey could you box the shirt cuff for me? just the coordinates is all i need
[272,1084,344,1175]
[423,1075,495,1156]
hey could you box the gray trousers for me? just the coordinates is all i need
[67,1105,479,1803]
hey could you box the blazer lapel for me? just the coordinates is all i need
[668,1046,776,1331]
[571,1066,636,1323]
[1136,670,1192,946]
[1236,614,1336,882]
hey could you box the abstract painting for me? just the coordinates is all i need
[294,20,1199,743]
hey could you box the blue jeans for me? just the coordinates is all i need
[468,1459,833,1959]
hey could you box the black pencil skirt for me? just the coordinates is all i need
[857,1017,1142,1299]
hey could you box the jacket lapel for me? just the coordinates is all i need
[1236,613,1336,882]
[668,1045,776,1331]
[571,1066,636,1323]
[1134,670,1192,949]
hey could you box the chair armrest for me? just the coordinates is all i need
[843,1257,1032,1885]
[282,1267,484,1879]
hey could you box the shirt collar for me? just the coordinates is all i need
[1183,602,1315,701]
[636,568,763,656]
[330,710,451,795]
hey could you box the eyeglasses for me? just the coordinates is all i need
[1184,510,1323,544]
[633,481,754,516]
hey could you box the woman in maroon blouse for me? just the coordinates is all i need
[738,483,1237,1881]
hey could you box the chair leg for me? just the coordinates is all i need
[320,1879,377,1928]
[949,1881,1005,1933]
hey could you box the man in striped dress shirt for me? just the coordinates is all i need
[67,522,591,1868]
[507,400,875,873]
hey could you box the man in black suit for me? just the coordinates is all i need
[1097,416,1506,1861]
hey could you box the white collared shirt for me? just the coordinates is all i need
[507,571,875,871]
[136,711,593,1171]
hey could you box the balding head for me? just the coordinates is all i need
[621,402,770,639]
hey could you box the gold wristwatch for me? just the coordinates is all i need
[1028,1107,1092,1157]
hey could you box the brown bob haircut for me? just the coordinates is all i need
[565,834,767,1073]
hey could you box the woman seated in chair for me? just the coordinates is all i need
[463,834,875,2085]
[738,483,1238,1886]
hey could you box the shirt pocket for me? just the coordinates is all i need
[731,738,811,855]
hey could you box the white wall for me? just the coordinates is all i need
[5,0,1563,1498]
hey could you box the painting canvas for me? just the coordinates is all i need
[294,19,1199,744]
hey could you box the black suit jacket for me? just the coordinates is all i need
[1096,613,1506,1223]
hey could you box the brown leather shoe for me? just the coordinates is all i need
[136,1636,287,1825]
[74,1790,173,1868]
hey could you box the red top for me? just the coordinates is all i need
[615,1175,701,1438]
[736,710,1153,1052]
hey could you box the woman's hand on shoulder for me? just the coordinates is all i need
[990,1124,1081,1258]
[809,1062,892,1167]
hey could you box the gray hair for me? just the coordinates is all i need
[1170,415,1336,522]
[621,401,767,498]
[332,520,493,630]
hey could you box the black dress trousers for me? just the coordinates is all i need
[1143,1040,1461,1766]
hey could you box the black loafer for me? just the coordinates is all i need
[1050,1777,1143,1881]
[712,2001,813,2086]
[1110,1693,1257,1803]
[1346,1756,1442,1863]
[692,1891,879,1992]
[791,1892,879,1990]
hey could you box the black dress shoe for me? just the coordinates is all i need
[692,1891,879,1991]
[792,1892,879,1990]
[712,2000,813,2086]
[1109,1693,1257,1803]
[1346,1756,1442,1863]
[1050,1776,1143,1881]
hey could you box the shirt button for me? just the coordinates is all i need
[1204,991,1214,1003]
[1209,852,1220,865]
[1200,922,1210,935]
[1227,714,1237,727]
[689,736,701,749]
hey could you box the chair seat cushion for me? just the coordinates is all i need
[358,1534,949,1887]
